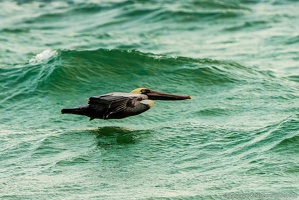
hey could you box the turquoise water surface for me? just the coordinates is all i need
[1,0,299,199]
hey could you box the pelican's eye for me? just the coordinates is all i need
[141,89,150,94]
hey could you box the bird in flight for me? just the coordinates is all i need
[61,88,191,120]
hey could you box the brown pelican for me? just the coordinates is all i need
[61,88,191,120]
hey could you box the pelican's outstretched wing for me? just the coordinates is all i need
[88,93,147,119]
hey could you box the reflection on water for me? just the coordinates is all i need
[91,126,148,146]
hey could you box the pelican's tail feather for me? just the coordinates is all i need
[61,105,89,116]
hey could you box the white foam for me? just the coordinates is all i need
[29,49,57,64]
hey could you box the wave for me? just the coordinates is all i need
[268,116,299,153]
[225,115,299,167]
[0,48,275,105]
[0,49,59,104]
[10,0,250,31]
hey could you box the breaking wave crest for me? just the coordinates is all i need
[1,48,271,104]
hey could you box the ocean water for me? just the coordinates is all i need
[1,0,299,199]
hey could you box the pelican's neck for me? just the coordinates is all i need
[141,100,154,107]
[130,88,145,94]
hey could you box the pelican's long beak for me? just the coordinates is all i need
[146,90,191,100]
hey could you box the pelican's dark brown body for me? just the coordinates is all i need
[61,88,191,120]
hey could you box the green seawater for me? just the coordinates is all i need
[1,0,299,199]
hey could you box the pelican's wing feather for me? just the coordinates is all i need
[88,93,145,119]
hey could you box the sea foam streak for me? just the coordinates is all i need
[29,49,57,64]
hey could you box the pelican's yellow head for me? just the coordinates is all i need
[130,88,191,100]
[130,88,149,94]
[130,88,154,107]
